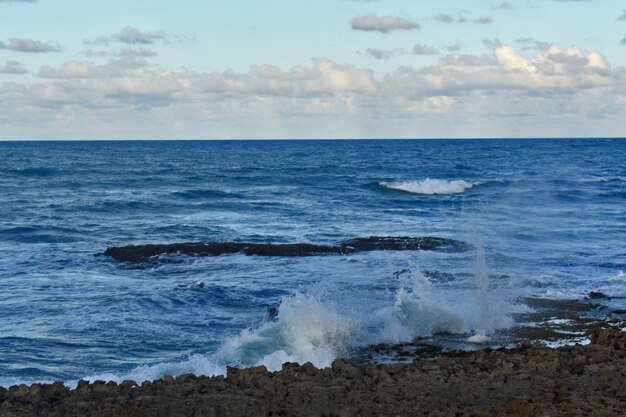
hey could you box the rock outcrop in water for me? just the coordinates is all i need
[103,236,471,263]
[2,329,625,416]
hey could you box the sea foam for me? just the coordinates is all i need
[380,179,477,195]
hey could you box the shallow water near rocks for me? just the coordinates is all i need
[0,139,625,386]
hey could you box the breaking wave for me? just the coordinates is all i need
[380,179,477,195]
[85,278,522,385]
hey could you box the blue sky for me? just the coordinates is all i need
[1,0,625,139]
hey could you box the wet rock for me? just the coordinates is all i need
[264,306,279,322]
[591,328,626,350]
[331,359,360,379]
[341,236,471,253]
[103,236,471,263]
[587,291,608,300]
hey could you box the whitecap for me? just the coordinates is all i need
[578,177,626,183]
[81,354,224,387]
[467,332,491,344]
[380,178,477,195]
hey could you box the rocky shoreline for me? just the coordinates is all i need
[2,329,625,417]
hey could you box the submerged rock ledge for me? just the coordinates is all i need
[104,236,471,263]
[2,329,625,417]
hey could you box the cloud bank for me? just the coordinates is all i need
[0,43,624,139]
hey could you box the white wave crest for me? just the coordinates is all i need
[578,177,626,183]
[380,179,476,195]
[78,270,523,385]
[219,288,468,372]
[81,354,224,387]
[218,292,356,371]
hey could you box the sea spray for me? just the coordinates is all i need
[217,292,355,371]
[217,268,469,371]
[467,223,495,343]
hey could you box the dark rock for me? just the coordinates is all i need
[331,359,360,379]
[264,306,279,322]
[392,269,411,279]
[340,236,471,253]
[591,328,626,349]
[104,236,471,263]
[587,291,608,300]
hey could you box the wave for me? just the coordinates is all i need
[578,177,626,183]
[0,225,83,243]
[83,354,224,388]
[380,179,478,195]
[539,270,626,300]
[78,289,468,385]
[4,167,60,177]
[85,283,519,385]
[171,189,237,200]
[78,248,526,386]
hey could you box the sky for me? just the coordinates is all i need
[1,0,625,139]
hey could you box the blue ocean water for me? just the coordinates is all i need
[0,139,625,386]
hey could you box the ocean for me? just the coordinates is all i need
[0,139,625,387]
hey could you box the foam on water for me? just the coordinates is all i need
[539,270,626,300]
[83,354,224,387]
[380,179,477,195]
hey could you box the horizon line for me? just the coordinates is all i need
[1,137,625,142]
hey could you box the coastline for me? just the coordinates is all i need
[2,328,625,417]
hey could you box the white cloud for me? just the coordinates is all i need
[79,47,157,58]
[515,38,550,51]
[0,60,27,74]
[435,13,492,25]
[84,26,188,46]
[351,14,420,33]
[413,43,439,55]
[366,48,395,60]
[0,38,60,52]
[439,54,497,67]
[1,44,624,139]
[491,2,514,10]
[38,58,149,79]
[115,26,167,45]
[434,14,454,24]
[23,45,626,100]
[475,17,493,24]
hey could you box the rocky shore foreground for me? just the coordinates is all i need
[2,329,626,417]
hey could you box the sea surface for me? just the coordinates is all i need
[0,139,625,386]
